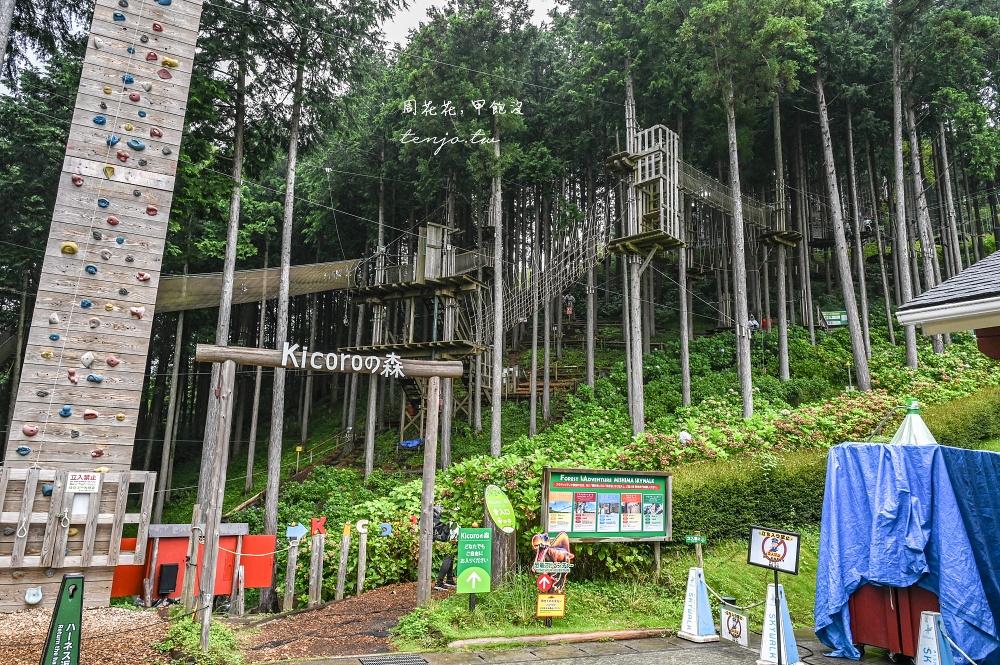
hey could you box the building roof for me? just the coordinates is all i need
[896,251,1000,335]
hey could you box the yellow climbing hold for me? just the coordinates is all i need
[104,303,114,311]
[103,86,112,94]
[93,466,110,473]
[60,241,78,254]
[124,123,134,131]
[161,57,179,67]
[115,413,126,421]
[41,351,54,359]
[103,166,115,179]
[67,528,79,537]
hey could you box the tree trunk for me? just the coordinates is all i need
[586,165,596,390]
[723,82,754,418]
[0,0,16,77]
[865,140,896,346]
[260,46,306,613]
[197,42,248,505]
[938,123,963,275]
[892,32,918,368]
[815,70,871,391]
[301,294,318,443]
[795,124,815,345]
[845,108,872,357]
[773,98,790,380]
[489,116,503,457]
[624,67,645,432]
[365,160,387,477]
[154,308,184,523]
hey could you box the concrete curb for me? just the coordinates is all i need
[447,627,672,649]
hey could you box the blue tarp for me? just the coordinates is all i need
[815,444,1000,664]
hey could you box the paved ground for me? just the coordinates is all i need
[276,630,854,665]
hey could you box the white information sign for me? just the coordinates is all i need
[721,606,749,647]
[67,472,101,494]
[747,525,801,575]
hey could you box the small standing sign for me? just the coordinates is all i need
[748,526,802,665]
[535,594,566,618]
[747,526,801,575]
[721,605,749,647]
[456,528,492,594]
[41,574,84,665]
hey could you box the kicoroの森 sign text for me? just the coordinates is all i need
[279,343,405,378]
[747,526,801,575]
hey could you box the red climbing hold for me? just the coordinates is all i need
[152,22,163,31]
[90,449,105,458]
[136,271,151,281]
[130,306,145,319]
[145,51,158,62]
[68,370,78,384]
[107,215,120,226]
[146,205,158,216]
[106,355,121,367]
[157,68,172,79]
[22,425,39,436]
[129,91,140,101]
[149,127,163,138]
[83,409,99,420]
[72,175,84,187]
[117,150,129,163]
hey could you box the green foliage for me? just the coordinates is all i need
[153,610,243,665]
[924,386,1000,448]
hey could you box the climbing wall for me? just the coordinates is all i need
[1,0,204,611]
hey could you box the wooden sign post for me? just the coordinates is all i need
[335,522,351,601]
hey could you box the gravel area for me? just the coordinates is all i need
[0,606,170,665]
[240,582,421,663]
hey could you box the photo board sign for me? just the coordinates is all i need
[541,467,671,542]
[747,525,801,575]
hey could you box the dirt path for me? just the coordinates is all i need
[239,582,421,663]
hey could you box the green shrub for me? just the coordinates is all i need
[153,609,243,665]
[924,385,1000,447]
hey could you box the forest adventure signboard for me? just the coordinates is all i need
[541,468,672,542]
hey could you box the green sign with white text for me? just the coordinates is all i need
[822,310,848,327]
[485,484,516,534]
[41,574,84,665]
[456,528,492,594]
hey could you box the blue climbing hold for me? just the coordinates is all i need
[87,374,104,384]
[157,0,171,5]
[81,299,92,308]
[116,236,125,244]
[121,74,134,84]
[127,46,136,54]
[127,139,145,151]
[93,115,107,125]
[106,134,120,147]
[41,484,53,497]
[138,110,147,118]
[113,11,126,20]
[85,264,97,275]
[49,333,59,341]
[59,405,72,417]
[98,198,111,208]
[16,445,30,456]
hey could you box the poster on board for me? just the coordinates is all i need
[747,525,801,575]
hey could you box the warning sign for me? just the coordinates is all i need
[535,593,566,618]
[66,473,100,494]
[720,607,749,647]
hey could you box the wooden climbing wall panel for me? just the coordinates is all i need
[1,0,204,611]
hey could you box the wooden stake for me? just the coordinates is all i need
[335,523,351,601]
[356,529,368,596]
[283,538,299,612]
[229,535,244,616]
[417,376,441,605]
[694,530,704,569]
[181,504,201,612]
[308,532,325,608]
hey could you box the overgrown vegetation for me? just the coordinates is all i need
[153,609,244,665]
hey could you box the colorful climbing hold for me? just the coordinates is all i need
[100,102,107,110]
[133,189,141,197]
[115,413,126,421]
[91,449,104,458]
[113,11,126,20]
[162,57,179,68]
[81,299,92,308]
[137,157,147,165]
[105,302,114,310]
[137,111,147,118]
[156,0,171,5]
[116,236,125,244]
[16,445,30,455]
[119,287,128,295]
[88,317,101,328]
[36,390,49,397]
[59,406,72,417]
[140,34,149,43]
[106,134,120,146]
[136,271,151,281]
[157,68,172,80]
[49,333,60,341]
[3,527,13,536]
[130,306,145,319]
[127,139,145,150]
[119,0,128,6]
[87,374,104,384]
[94,37,106,49]
[98,198,111,208]
[106,355,120,367]
[117,151,129,165]
[129,91,141,101]
[162,147,172,155]
[67,527,78,536]
[152,22,163,31]
[124,123,134,132]
[103,86,112,95]
[92,230,102,241]
[103,166,115,179]
[126,46,136,54]
[49,313,60,324]
[125,255,134,262]
[93,115,107,125]
[141,81,152,92]
[22,424,38,436]
[121,74,134,84]
[149,126,163,138]
[83,409,98,420]
[40,351,53,359]
[60,242,78,254]
[41,484,54,497]
[72,175,84,186]
[146,205,158,216]
[85,265,97,275]
[94,466,110,473]
[81,351,95,367]
[70,429,80,437]
[146,51,158,62]
[68,369,77,384]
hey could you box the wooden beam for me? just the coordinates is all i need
[194,344,463,378]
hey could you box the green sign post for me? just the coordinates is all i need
[821,310,848,327]
[484,485,516,534]
[456,528,492,608]
[41,573,84,665]
[685,535,707,545]
[542,467,672,542]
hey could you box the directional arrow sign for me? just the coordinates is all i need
[456,528,492,594]
[285,523,308,542]
[537,573,554,592]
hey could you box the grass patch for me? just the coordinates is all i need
[393,528,819,651]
